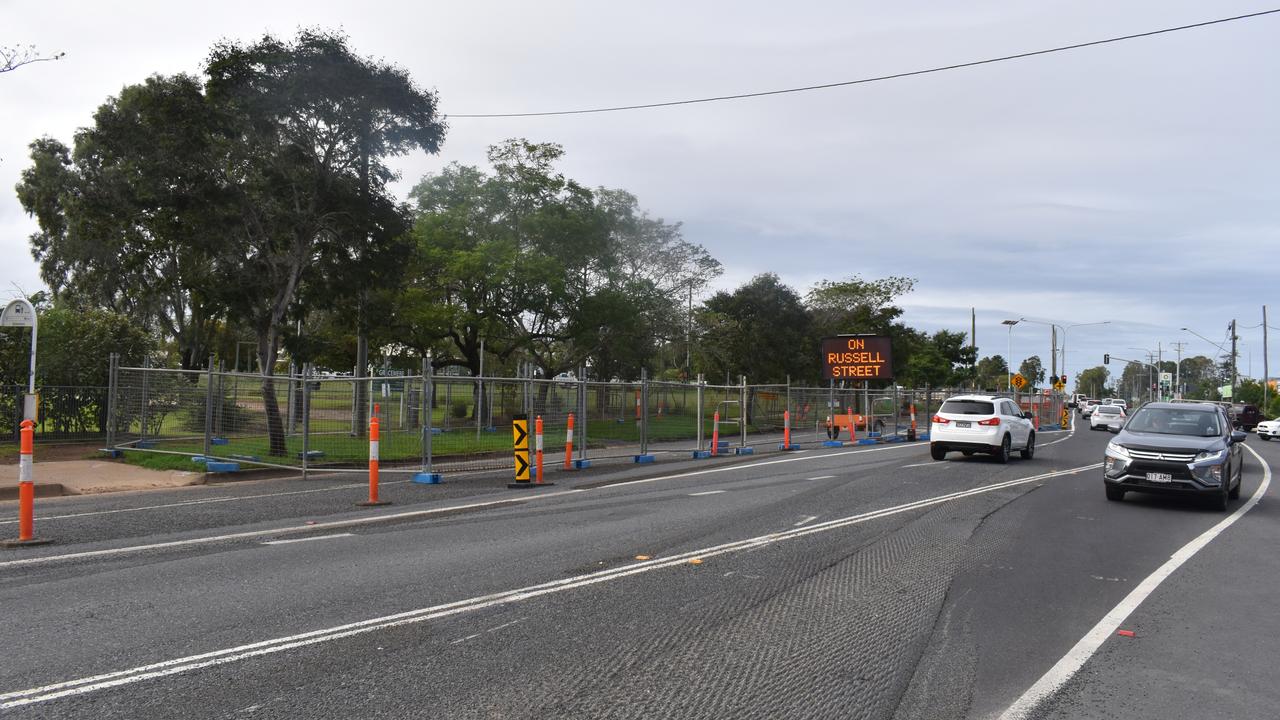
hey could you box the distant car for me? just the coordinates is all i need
[1089,404,1125,430]
[1081,400,1101,418]
[1230,403,1262,431]
[929,394,1036,463]
[1255,419,1280,441]
[1070,393,1089,408]
[1103,402,1245,510]
[1105,398,1128,413]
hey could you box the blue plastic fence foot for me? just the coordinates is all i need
[573,459,592,469]
[692,450,712,459]
[633,455,656,464]
[412,472,443,484]
[734,447,754,455]
[205,461,239,473]
[822,440,844,448]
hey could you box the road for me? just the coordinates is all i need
[0,425,1276,719]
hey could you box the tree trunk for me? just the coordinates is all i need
[258,333,287,457]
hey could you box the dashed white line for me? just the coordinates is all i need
[900,462,936,469]
[688,490,726,496]
[261,533,354,546]
[999,444,1271,719]
[448,634,480,645]
[807,475,835,480]
[793,515,819,527]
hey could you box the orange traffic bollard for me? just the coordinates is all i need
[908,403,918,441]
[5,419,50,547]
[535,415,545,483]
[783,410,792,448]
[564,413,575,470]
[634,390,641,421]
[358,403,391,506]
[711,411,720,456]
[847,407,855,443]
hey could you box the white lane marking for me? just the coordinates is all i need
[0,442,923,569]
[0,462,1099,709]
[900,462,937,469]
[260,533,354,546]
[794,515,819,527]
[807,475,835,480]
[0,480,397,526]
[999,445,1271,720]
[688,490,726,496]
[1041,424,1078,447]
[486,617,526,633]
[448,634,480,645]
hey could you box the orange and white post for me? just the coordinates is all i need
[359,403,390,506]
[783,410,792,448]
[564,412,575,470]
[18,419,36,542]
[535,415,545,484]
[634,390,641,422]
[847,407,855,443]
[711,411,720,456]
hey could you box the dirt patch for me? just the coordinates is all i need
[0,459,204,496]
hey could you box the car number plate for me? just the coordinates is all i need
[1146,472,1172,483]
[955,421,971,429]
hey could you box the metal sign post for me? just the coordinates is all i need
[0,299,38,420]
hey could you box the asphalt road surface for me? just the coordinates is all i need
[1,425,1276,719]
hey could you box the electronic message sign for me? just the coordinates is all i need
[821,335,893,380]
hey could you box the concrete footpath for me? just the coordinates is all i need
[0,459,204,499]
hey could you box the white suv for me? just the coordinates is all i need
[930,395,1035,463]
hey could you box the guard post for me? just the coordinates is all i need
[357,403,391,506]
[4,419,51,547]
[508,413,544,488]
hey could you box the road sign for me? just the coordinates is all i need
[1053,378,1066,392]
[821,335,893,380]
[1011,373,1027,390]
[512,414,530,482]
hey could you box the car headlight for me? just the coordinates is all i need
[1105,442,1131,461]
[1194,449,1227,463]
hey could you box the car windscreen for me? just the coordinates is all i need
[1126,408,1220,436]
[939,400,994,415]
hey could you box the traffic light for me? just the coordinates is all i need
[1104,353,1110,364]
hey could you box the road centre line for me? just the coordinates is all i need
[0,461,1100,709]
[900,462,936,469]
[261,533,354,546]
[688,490,726,496]
[0,442,924,570]
[807,475,835,480]
[998,444,1271,720]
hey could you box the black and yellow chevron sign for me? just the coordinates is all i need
[512,415,530,481]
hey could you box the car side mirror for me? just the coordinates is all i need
[1231,430,1247,444]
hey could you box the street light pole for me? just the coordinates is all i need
[1002,319,1020,390]
[1182,327,1233,400]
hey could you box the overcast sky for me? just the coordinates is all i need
[3,0,1278,382]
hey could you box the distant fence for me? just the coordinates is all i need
[96,360,1069,476]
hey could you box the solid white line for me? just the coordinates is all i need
[0,461,1099,709]
[998,444,1271,720]
[0,442,923,569]
[261,533,354,546]
[1041,424,1078,447]
[793,515,819,527]
[688,490,726,496]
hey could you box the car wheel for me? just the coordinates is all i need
[930,443,947,461]
[1105,485,1125,502]
[1021,432,1035,460]
[995,435,1011,464]
[961,450,974,457]
[1261,435,1272,442]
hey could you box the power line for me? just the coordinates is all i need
[450,8,1280,118]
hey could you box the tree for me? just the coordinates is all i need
[1,45,64,74]
[974,355,1009,391]
[1075,366,1109,397]
[696,274,812,383]
[1018,356,1046,390]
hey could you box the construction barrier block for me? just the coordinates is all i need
[205,461,240,473]
[412,472,443,484]
[210,437,229,446]
[100,448,123,458]
[135,440,158,449]
[633,455,656,464]
[230,454,260,462]
[573,458,592,469]
[779,443,801,451]
[297,450,326,460]
[734,447,754,456]
[692,450,712,459]
[822,440,844,448]
[857,439,877,445]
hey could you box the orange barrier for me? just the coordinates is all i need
[564,413,575,470]
[711,411,720,456]
[535,415,545,484]
[18,419,34,541]
[847,407,855,443]
[359,403,390,506]
[783,410,792,448]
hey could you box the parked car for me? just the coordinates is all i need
[1230,403,1262,431]
[1102,401,1245,510]
[1255,418,1280,441]
[929,395,1035,463]
[1090,403,1125,430]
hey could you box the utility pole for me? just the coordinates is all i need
[1050,326,1058,379]
[1231,319,1238,401]
[1264,306,1270,411]
[1170,341,1187,399]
